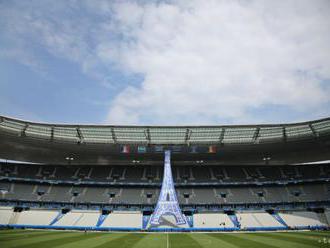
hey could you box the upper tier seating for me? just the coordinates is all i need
[0,182,327,205]
[1,163,328,184]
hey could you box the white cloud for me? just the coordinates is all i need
[105,0,330,124]
[1,0,329,125]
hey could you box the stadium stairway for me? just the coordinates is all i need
[73,213,84,226]
[228,213,240,228]
[271,213,288,227]
[8,211,20,225]
[96,213,107,227]
[186,215,193,227]
[49,212,64,226]
[142,215,150,229]
[317,212,329,226]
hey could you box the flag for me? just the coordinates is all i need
[190,145,198,153]
[208,145,216,153]
[138,146,146,153]
[121,145,130,153]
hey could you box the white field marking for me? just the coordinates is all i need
[167,232,169,248]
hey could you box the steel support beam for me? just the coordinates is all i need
[219,128,225,144]
[50,127,54,141]
[144,128,151,144]
[111,128,117,143]
[185,128,192,145]
[253,127,260,143]
[309,124,319,138]
[20,124,29,137]
[76,127,84,143]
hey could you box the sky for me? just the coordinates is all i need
[0,0,329,125]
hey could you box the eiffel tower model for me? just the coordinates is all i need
[149,150,187,227]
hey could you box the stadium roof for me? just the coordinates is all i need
[1,115,329,145]
[0,115,329,165]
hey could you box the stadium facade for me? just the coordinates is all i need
[0,115,329,231]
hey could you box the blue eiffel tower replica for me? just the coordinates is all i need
[149,150,187,226]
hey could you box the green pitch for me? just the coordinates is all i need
[0,229,329,248]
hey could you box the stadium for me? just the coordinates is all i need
[0,115,330,247]
[1,0,330,247]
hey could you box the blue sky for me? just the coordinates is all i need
[0,0,329,125]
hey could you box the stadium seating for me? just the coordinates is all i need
[54,210,99,227]
[278,211,327,228]
[0,206,12,224]
[325,209,330,225]
[0,160,329,231]
[236,212,284,228]
[1,163,328,184]
[101,211,142,228]
[0,181,328,205]
[0,206,328,231]
[16,209,58,225]
[193,213,235,228]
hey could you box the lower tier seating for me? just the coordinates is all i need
[237,212,284,228]
[100,211,142,228]
[0,208,328,230]
[54,210,99,227]
[193,213,235,228]
[16,209,58,225]
[279,211,326,228]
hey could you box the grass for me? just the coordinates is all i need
[0,229,329,248]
